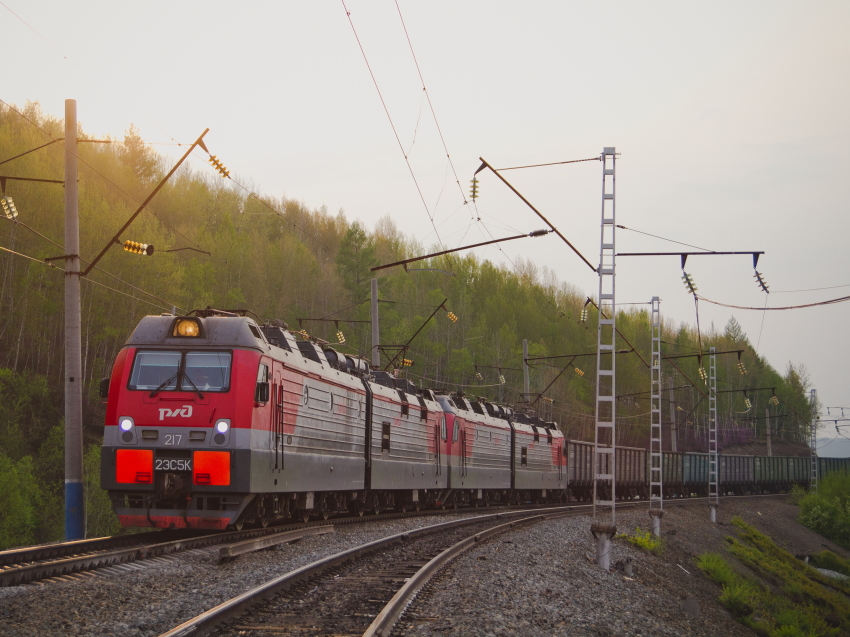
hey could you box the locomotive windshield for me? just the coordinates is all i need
[129,350,232,392]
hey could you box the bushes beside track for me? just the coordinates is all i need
[797,472,850,550]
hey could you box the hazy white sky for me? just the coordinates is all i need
[4,1,850,453]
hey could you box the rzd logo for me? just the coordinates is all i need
[159,405,193,421]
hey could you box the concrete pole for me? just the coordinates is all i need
[668,375,677,453]
[765,409,772,457]
[522,339,530,401]
[64,99,84,540]
[370,278,379,368]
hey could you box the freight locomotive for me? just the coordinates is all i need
[100,311,564,529]
[100,311,845,530]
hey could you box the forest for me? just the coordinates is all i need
[0,102,815,546]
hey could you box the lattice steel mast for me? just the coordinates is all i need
[810,388,819,493]
[649,296,663,536]
[708,346,718,522]
[591,147,617,570]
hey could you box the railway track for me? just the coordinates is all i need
[0,500,559,587]
[157,494,789,637]
[1,493,787,588]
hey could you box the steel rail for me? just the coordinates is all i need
[157,507,572,637]
[0,499,566,587]
[157,494,789,637]
[363,512,557,637]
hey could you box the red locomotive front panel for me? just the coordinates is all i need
[101,314,263,530]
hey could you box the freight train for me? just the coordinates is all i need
[100,311,846,530]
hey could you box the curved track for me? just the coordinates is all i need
[157,494,789,637]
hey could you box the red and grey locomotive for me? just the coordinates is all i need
[100,310,566,529]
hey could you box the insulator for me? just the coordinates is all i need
[744,398,752,409]
[498,374,506,384]
[402,358,414,367]
[475,372,483,381]
[770,395,779,405]
[737,362,748,375]
[123,240,154,256]
[1,196,18,220]
[527,229,549,238]
[336,331,345,344]
[698,367,707,381]
[208,155,230,178]
[574,368,585,377]
[754,271,769,294]
[580,308,588,323]
[446,311,458,322]
[469,178,479,201]
[682,271,698,295]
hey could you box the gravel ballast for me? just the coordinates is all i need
[393,498,848,637]
[0,512,483,636]
[0,498,842,636]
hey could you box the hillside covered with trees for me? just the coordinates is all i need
[0,102,815,546]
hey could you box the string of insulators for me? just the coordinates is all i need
[123,240,154,256]
[298,329,310,339]
[475,372,483,381]
[542,396,554,404]
[402,358,414,367]
[580,308,588,323]
[1,196,18,220]
[754,271,769,294]
[469,177,479,201]
[336,331,345,344]
[498,374,506,384]
[574,367,585,377]
[446,311,458,322]
[527,229,550,238]
[744,397,753,409]
[737,361,748,375]
[653,358,660,367]
[770,395,779,405]
[682,271,698,294]
[698,367,707,382]
[208,155,230,178]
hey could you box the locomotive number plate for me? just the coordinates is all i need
[155,458,192,472]
[163,434,183,446]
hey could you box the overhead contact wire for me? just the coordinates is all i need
[340,0,443,247]
[393,0,468,209]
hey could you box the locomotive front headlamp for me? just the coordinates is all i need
[119,418,134,432]
[173,318,202,337]
[215,420,229,434]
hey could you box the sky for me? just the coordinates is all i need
[3,1,850,454]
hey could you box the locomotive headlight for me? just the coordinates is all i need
[212,419,231,446]
[173,318,202,337]
[118,417,136,444]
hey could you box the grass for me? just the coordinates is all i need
[796,472,850,550]
[620,527,664,554]
[696,517,850,636]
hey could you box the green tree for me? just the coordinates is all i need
[336,222,377,301]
